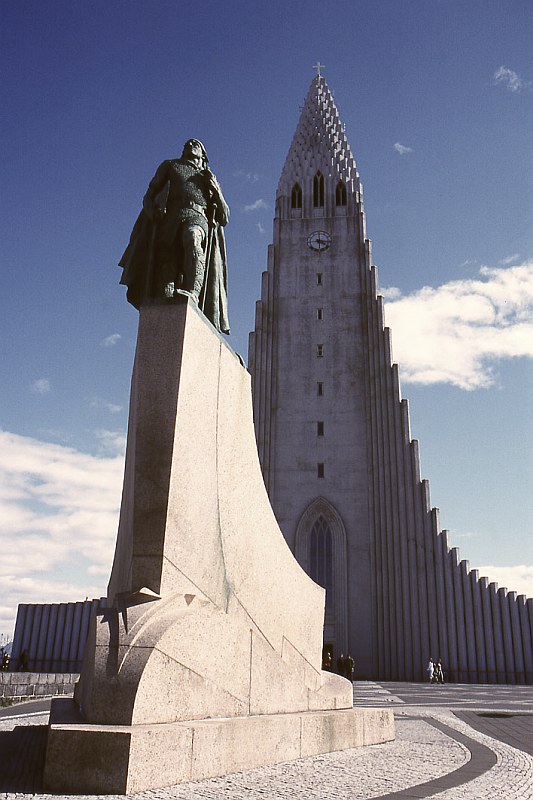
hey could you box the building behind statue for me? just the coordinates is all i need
[248,73,533,683]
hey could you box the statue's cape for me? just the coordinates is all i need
[118,191,230,334]
[118,209,154,309]
[199,223,230,335]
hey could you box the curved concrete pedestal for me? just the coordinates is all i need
[44,298,394,792]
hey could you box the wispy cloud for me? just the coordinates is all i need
[499,253,520,266]
[0,430,123,635]
[101,333,122,347]
[89,397,123,414]
[393,142,413,156]
[234,169,259,183]
[380,286,402,301]
[493,66,527,93]
[95,429,126,456]
[381,259,533,390]
[31,378,51,395]
[256,222,266,234]
[476,565,533,598]
[244,198,268,213]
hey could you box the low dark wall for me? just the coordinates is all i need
[0,672,79,700]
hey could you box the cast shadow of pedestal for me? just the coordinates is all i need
[0,725,47,792]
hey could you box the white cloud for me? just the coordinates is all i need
[499,253,520,266]
[493,66,527,93]
[0,430,123,636]
[393,142,413,156]
[476,565,533,599]
[101,333,122,347]
[256,222,266,234]
[31,378,50,395]
[234,169,259,183]
[381,260,533,390]
[89,396,123,414]
[244,198,268,212]
[95,429,126,456]
[380,286,402,301]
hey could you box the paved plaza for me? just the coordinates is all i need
[1,681,532,799]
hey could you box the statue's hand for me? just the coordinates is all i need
[205,168,221,193]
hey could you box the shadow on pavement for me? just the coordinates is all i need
[455,710,533,757]
[0,725,46,792]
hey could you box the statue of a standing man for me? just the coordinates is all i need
[119,139,230,334]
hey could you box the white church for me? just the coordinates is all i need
[248,72,532,683]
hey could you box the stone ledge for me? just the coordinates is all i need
[0,673,79,699]
[44,699,394,794]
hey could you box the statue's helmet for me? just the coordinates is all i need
[182,138,208,166]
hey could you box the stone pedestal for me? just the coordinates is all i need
[45,698,393,794]
[43,298,394,792]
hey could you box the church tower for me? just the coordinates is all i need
[249,73,533,683]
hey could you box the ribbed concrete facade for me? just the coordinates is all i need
[11,599,104,673]
[248,75,532,683]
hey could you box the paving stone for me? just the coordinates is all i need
[1,683,533,799]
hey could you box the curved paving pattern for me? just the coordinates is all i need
[367,716,497,799]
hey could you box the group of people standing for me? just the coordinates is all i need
[337,653,355,680]
[427,657,445,684]
[322,650,355,681]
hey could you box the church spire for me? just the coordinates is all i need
[277,74,362,210]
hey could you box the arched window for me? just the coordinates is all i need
[291,183,302,209]
[295,498,348,652]
[309,515,333,611]
[335,180,347,206]
[313,171,324,208]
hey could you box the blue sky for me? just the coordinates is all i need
[1,0,532,637]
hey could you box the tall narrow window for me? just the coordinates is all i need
[317,462,325,478]
[291,182,302,209]
[316,273,323,286]
[317,382,324,396]
[317,344,324,357]
[335,180,347,206]
[317,421,324,436]
[317,308,323,321]
[313,171,324,207]
[309,516,333,611]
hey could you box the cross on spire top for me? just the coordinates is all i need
[312,62,325,77]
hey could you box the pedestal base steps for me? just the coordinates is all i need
[44,698,394,794]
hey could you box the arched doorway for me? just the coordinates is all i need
[295,497,348,659]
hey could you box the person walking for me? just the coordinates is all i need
[434,659,445,684]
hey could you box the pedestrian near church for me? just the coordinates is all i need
[17,648,29,671]
[434,659,445,684]
[427,657,434,683]
[345,654,355,681]
[337,653,345,676]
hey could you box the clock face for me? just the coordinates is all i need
[307,231,331,252]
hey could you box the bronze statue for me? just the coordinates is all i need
[119,139,230,334]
